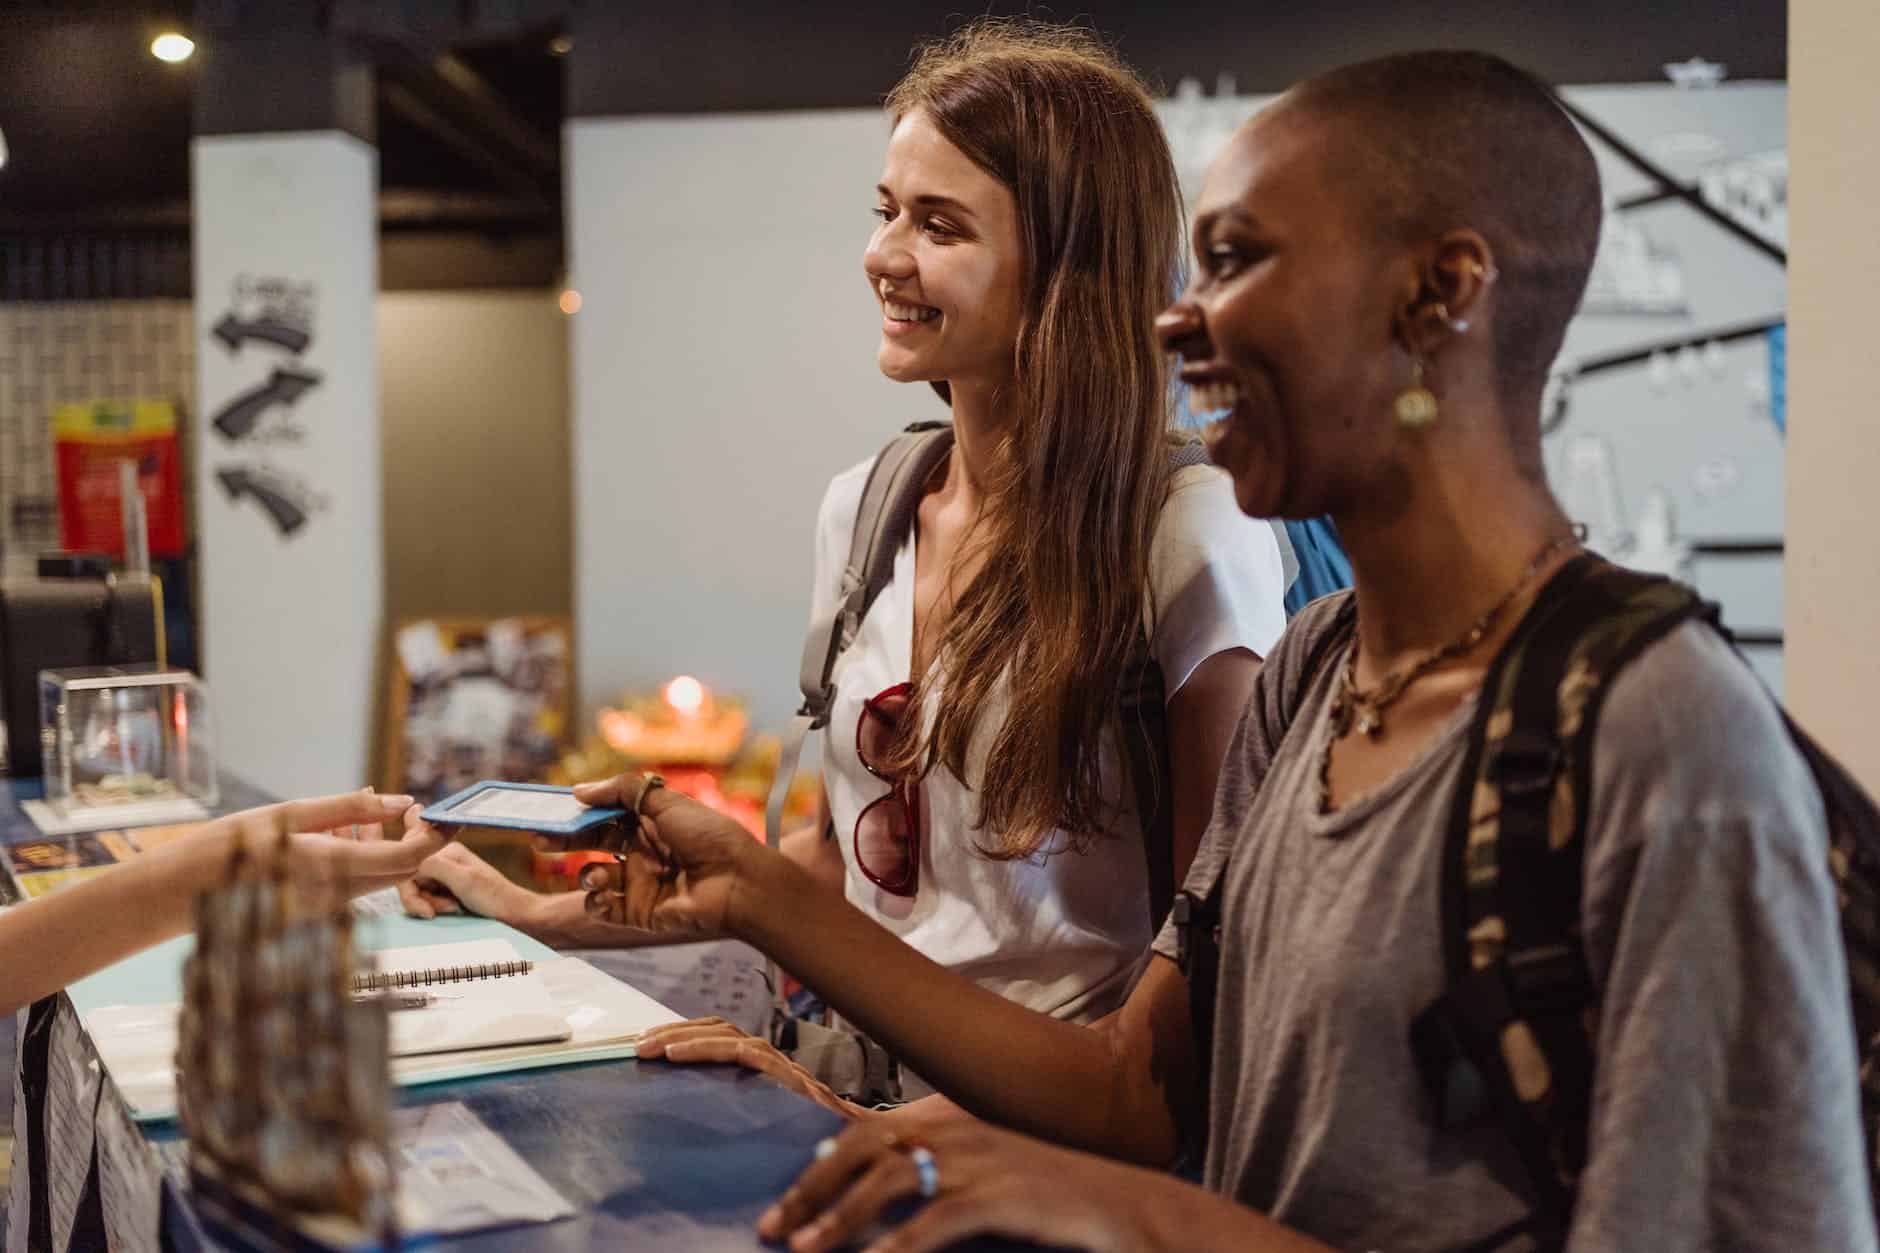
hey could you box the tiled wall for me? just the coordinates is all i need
[0,301,196,577]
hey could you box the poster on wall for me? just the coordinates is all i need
[382,617,573,804]
[205,274,327,538]
[54,400,185,557]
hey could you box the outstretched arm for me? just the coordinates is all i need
[575,774,1200,1165]
[0,791,445,1017]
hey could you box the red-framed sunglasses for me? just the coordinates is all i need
[854,682,921,896]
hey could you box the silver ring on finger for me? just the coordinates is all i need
[908,1146,939,1199]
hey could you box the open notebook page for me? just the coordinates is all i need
[365,938,571,1058]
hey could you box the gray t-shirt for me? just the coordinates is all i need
[1153,592,1876,1251]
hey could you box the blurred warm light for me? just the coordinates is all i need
[558,288,582,315]
[0,126,8,173]
[549,35,574,56]
[151,32,195,63]
[599,709,643,752]
[664,676,707,717]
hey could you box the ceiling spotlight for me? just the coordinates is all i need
[548,35,573,56]
[151,32,195,63]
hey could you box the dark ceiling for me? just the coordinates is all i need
[0,0,1786,294]
[0,7,566,220]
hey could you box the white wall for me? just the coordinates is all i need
[569,110,906,730]
[1789,0,1880,790]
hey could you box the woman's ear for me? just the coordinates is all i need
[1427,231,1498,333]
[1394,230,1498,355]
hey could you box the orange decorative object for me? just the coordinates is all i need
[595,675,748,765]
[531,677,779,890]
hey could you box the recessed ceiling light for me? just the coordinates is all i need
[151,32,195,63]
[549,35,573,56]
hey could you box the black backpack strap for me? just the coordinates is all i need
[1721,658,1880,1224]
[1176,592,1356,1150]
[1780,711,1880,1224]
[1119,438,1220,933]
[1415,555,1712,1248]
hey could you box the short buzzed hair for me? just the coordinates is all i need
[1284,51,1602,415]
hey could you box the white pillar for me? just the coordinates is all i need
[1788,0,1880,790]
[192,132,380,796]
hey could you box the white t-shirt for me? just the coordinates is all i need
[811,459,1288,1023]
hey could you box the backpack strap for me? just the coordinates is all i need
[1175,591,1356,1148]
[763,422,953,1042]
[1119,438,1218,933]
[1413,555,1713,1249]
[1776,710,1880,1226]
[764,421,954,850]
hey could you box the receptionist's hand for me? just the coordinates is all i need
[569,773,758,938]
[636,1016,869,1120]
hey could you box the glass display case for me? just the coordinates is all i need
[38,665,216,820]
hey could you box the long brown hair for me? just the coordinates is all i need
[882,19,1184,858]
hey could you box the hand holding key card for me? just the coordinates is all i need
[566,773,757,938]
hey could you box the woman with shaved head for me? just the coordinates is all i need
[572,51,1874,1252]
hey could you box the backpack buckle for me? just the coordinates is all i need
[1488,730,1561,797]
[799,687,835,731]
[1506,944,1594,1016]
[1171,893,1195,971]
[1171,890,1219,979]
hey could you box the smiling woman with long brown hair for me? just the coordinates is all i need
[404,18,1287,1108]
[653,19,1286,1093]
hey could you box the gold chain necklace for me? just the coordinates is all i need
[1321,533,1578,809]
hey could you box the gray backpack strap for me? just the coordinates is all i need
[777,1017,905,1107]
[764,422,955,850]
[762,422,954,1040]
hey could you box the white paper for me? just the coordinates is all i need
[395,621,449,682]
[350,886,405,919]
[90,950,683,1122]
[364,939,570,1058]
[393,1101,575,1234]
[21,796,211,836]
[447,787,587,825]
[155,1102,575,1238]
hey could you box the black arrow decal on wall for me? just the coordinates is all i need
[216,467,309,536]
[212,314,312,355]
[210,366,322,441]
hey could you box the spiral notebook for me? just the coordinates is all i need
[365,938,571,1058]
[81,934,686,1122]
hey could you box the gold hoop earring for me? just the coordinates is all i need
[1396,355,1439,428]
